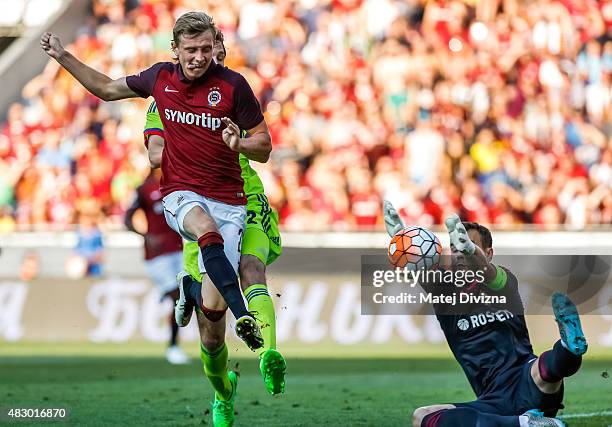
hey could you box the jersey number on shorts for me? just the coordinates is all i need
[246,210,257,224]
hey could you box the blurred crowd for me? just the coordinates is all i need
[0,0,610,232]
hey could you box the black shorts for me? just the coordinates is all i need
[454,359,564,417]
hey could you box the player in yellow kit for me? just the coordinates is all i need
[143,31,286,427]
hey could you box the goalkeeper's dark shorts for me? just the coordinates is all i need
[453,359,564,417]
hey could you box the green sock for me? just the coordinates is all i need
[244,284,276,353]
[200,342,232,400]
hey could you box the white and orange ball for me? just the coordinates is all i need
[388,226,442,271]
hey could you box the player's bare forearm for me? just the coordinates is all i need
[238,132,272,163]
[147,135,165,169]
[221,117,271,162]
[57,52,136,101]
[241,119,272,162]
[41,33,136,101]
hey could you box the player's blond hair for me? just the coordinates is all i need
[172,11,217,45]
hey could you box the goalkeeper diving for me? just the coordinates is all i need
[384,201,588,427]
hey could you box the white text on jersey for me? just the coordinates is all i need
[469,309,514,328]
[164,108,222,131]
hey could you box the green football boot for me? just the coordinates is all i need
[259,349,287,395]
[212,371,238,427]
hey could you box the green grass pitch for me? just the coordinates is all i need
[0,343,610,426]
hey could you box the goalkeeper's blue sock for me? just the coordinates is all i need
[538,340,582,383]
[198,232,249,319]
[422,408,518,427]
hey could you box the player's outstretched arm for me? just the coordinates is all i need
[40,32,138,101]
[147,135,165,169]
[222,118,271,163]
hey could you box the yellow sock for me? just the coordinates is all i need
[244,284,276,353]
[200,342,232,400]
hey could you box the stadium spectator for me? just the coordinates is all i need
[19,250,40,281]
[74,207,104,277]
[0,0,610,231]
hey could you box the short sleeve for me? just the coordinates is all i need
[496,267,525,314]
[143,101,164,147]
[126,62,169,98]
[233,74,264,131]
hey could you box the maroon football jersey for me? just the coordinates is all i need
[136,173,183,260]
[126,62,264,205]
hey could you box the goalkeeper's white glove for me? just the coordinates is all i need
[383,200,405,237]
[445,213,475,255]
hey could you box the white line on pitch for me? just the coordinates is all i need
[559,410,612,419]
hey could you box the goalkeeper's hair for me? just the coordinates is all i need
[173,11,217,45]
[463,222,492,249]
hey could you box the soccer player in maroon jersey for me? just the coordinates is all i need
[40,12,270,352]
[124,168,189,365]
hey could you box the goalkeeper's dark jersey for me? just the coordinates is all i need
[429,267,536,397]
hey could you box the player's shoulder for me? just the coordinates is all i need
[139,61,175,77]
[152,61,175,70]
[132,62,175,86]
[214,65,249,87]
[128,62,176,98]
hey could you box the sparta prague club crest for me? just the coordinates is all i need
[208,88,221,107]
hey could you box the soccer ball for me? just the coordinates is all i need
[388,226,442,270]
